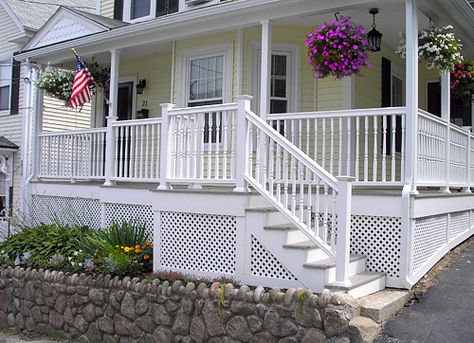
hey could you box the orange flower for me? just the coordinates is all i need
[135,248,141,253]
[143,254,150,260]
[135,245,140,249]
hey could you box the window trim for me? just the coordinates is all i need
[123,0,156,23]
[179,43,233,107]
[0,58,12,116]
[250,42,300,115]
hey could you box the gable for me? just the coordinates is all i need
[0,5,23,55]
[24,8,108,50]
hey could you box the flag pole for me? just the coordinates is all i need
[71,48,109,104]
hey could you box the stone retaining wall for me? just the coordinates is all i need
[0,267,370,342]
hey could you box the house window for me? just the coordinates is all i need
[270,54,289,114]
[131,0,151,19]
[188,55,224,143]
[156,0,178,16]
[0,61,11,113]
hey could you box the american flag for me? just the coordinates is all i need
[69,55,94,109]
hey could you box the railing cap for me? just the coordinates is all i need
[160,103,176,108]
[336,176,355,182]
[236,95,253,101]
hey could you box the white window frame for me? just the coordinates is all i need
[250,42,300,115]
[123,0,156,23]
[0,58,12,116]
[179,43,233,107]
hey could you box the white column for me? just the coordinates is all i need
[103,49,120,187]
[234,95,252,192]
[32,68,43,181]
[157,103,174,190]
[404,0,419,194]
[260,20,272,120]
[334,176,354,287]
[236,29,244,97]
[441,73,451,193]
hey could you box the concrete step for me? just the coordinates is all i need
[358,289,412,323]
[326,271,386,299]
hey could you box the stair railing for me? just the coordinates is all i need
[242,105,353,286]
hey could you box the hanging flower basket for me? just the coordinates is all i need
[36,62,110,107]
[396,25,463,73]
[451,60,474,101]
[305,15,370,79]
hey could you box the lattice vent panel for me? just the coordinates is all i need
[350,215,401,278]
[413,215,447,273]
[250,235,297,281]
[104,203,154,238]
[30,195,101,228]
[160,212,237,274]
[449,211,469,240]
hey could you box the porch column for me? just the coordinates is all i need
[342,77,355,176]
[440,73,451,193]
[103,49,120,187]
[260,20,272,120]
[404,0,419,194]
[31,67,43,181]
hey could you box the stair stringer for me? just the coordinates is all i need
[245,210,329,292]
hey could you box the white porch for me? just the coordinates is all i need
[15,0,474,296]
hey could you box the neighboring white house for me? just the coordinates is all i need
[0,0,97,233]
[9,0,474,297]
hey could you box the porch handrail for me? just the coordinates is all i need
[38,127,107,137]
[111,117,162,127]
[168,102,238,116]
[244,108,353,285]
[267,106,406,120]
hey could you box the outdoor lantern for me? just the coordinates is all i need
[367,8,383,52]
[136,79,147,94]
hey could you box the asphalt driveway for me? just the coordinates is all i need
[376,240,474,343]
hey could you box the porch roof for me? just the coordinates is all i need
[0,136,18,150]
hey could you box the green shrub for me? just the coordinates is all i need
[0,223,93,269]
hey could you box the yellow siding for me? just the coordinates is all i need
[42,96,92,132]
[100,0,115,18]
[119,52,172,118]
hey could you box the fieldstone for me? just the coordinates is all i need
[247,315,263,333]
[15,313,25,329]
[348,316,380,343]
[249,331,276,343]
[83,303,96,322]
[31,306,43,323]
[121,293,137,320]
[263,311,297,337]
[208,338,223,343]
[223,338,240,343]
[323,305,350,337]
[295,304,323,329]
[77,286,89,295]
[135,315,155,334]
[302,328,326,343]
[25,317,36,332]
[325,336,351,343]
[152,326,173,343]
[64,307,75,325]
[171,309,190,335]
[90,288,106,306]
[190,316,206,343]
[202,301,225,336]
[24,281,35,301]
[278,338,298,343]
[86,322,102,342]
[55,283,67,294]
[152,304,171,326]
[74,294,90,305]
[110,294,122,310]
[103,334,117,343]
[165,300,179,314]
[230,301,256,315]
[96,306,104,317]
[226,316,252,342]
[98,316,115,335]
[114,314,133,337]
[181,297,194,315]
[74,314,89,333]
[135,297,148,315]
[49,310,64,329]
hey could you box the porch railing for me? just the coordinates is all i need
[38,128,106,179]
[267,107,407,185]
[417,109,473,189]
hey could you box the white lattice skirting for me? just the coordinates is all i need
[412,210,473,279]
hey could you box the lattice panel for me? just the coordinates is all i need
[104,203,154,238]
[413,215,448,273]
[250,235,296,281]
[449,211,469,240]
[350,215,401,278]
[160,212,236,274]
[30,195,101,228]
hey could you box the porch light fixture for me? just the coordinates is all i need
[136,79,147,94]
[367,8,383,52]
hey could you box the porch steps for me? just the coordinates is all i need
[250,203,385,298]
[358,289,412,323]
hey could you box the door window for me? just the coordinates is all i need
[270,54,289,114]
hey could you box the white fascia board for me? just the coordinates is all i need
[15,0,384,63]
[23,7,109,51]
[0,0,26,33]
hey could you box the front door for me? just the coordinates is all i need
[117,81,134,121]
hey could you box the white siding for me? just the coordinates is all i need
[100,0,115,18]
[0,6,21,56]
[42,96,92,132]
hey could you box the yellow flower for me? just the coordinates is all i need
[143,254,150,260]
[124,247,130,253]
[135,248,141,253]
[115,245,119,248]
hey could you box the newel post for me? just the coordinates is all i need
[157,103,174,190]
[441,72,451,193]
[334,176,354,287]
[234,95,252,192]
